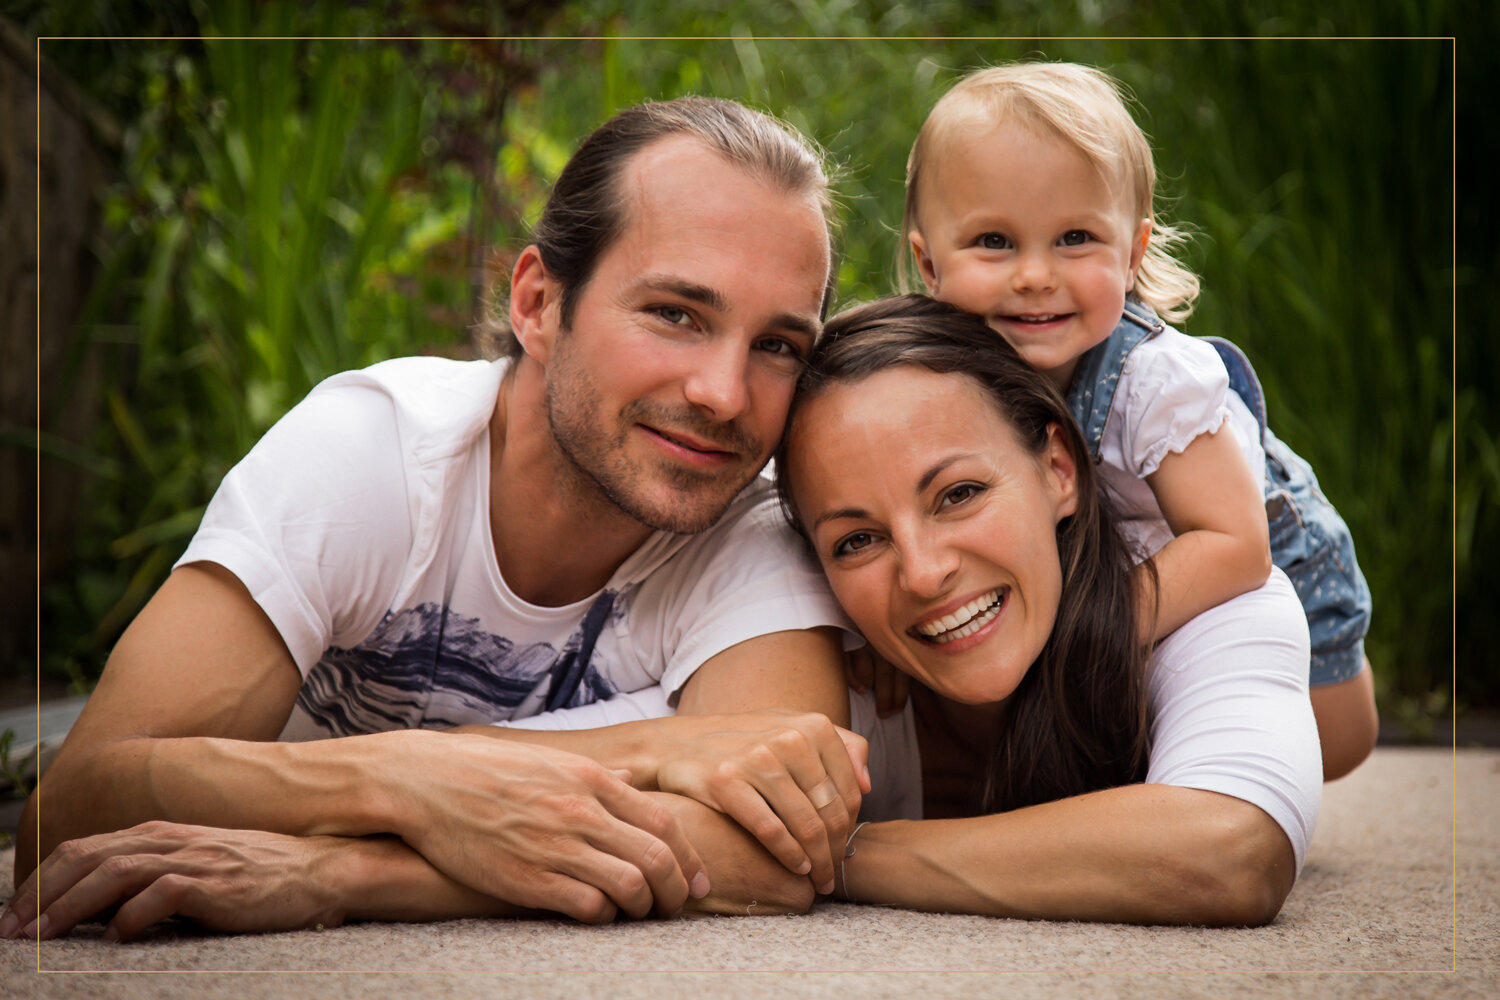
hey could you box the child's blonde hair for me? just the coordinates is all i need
[903,61,1200,324]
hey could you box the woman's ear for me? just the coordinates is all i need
[1043,421,1080,522]
[908,230,940,294]
[509,245,560,364]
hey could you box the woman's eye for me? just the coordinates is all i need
[977,233,1010,250]
[1060,230,1091,247]
[940,483,983,508]
[833,532,875,557]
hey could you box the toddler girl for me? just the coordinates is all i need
[897,61,1376,779]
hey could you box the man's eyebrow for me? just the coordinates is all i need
[640,275,820,341]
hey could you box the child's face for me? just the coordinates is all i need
[909,119,1151,391]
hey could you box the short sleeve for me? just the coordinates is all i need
[630,483,858,703]
[175,378,415,676]
[1111,332,1233,479]
[1145,569,1322,873]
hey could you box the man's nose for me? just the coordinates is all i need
[683,342,751,421]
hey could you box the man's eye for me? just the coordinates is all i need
[833,532,876,557]
[756,337,804,360]
[977,233,1010,250]
[1060,230,1091,247]
[940,483,983,508]
[656,306,692,326]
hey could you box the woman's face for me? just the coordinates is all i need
[786,366,1078,706]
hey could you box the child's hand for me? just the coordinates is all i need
[846,646,911,719]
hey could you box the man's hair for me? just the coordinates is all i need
[903,61,1200,323]
[485,96,837,358]
[776,294,1152,814]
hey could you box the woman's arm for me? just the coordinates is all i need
[838,785,1293,926]
[1140,426,1271,642]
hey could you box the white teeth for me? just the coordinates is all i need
[917,590,1002,640]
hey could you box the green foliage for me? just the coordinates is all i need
[0,729,38,801]
[24,1,1470,723]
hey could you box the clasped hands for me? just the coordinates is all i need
[2,709,868,940]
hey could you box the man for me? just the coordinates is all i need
[3,97,866,940]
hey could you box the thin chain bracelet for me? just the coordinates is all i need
[840,821,871,901]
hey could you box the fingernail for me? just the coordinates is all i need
[0,912,18,939]
[103,926,120,943]
[34,915,50,941]
[690,871,711,899]
[795,859,811,875]
[819,879,835,895]
[20,919,37,940]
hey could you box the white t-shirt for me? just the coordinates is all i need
[1097,329,1267,560]
[854,569,1322,874]
[176,356,852,741]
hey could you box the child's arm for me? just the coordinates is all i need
[1139,427,1271,643]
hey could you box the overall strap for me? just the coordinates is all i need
[1066,297,1164,463]
[1200,336,1269,445]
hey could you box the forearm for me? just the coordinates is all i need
[839,784,1295,926]
[21,731,408,877]
[334,835,527,923]
[1139,528,1272,641]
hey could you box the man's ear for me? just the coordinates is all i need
[908,230,940,294]
[509,245,560,364]
[1043,421,1080,522]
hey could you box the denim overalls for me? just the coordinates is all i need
[1067,298,1371,685]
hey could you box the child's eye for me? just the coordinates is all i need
[977,233,1011,250]
[939,483,984,508]
[1059,230,1092,247]
[833,531,877,557]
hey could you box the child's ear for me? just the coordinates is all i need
[509,245,561,364]
[1043,421,1079,522]
[908,230,940,294]
[1127,218,1151,290]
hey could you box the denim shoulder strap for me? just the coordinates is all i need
[1066,298,1164,463]
[1200,336,1268,445]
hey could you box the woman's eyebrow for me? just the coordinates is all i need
[917,454,979,493]
[811,506,868,531]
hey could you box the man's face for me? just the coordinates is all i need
[542,135,831,534]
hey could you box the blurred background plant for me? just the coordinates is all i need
[3,0,1481,735]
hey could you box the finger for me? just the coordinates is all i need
[836,727,873,794]
[713,780,812,878]
[543,841,659,921]
[844,647,873,693]
[525,872,619,926]
[753,767,839,892]
[590,776,703,914]
[36,852,186,941]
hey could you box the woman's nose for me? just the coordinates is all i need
[896,532,960,599]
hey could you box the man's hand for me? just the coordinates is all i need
[649,794,817,917]
[0,822,350,942]
[382,732,709,922]
[650,710,868,896]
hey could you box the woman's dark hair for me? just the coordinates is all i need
[775,294,1152,815]
[481,96,837,357]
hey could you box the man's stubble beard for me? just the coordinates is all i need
[543,342,764,536]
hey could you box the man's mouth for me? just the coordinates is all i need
[912,589,1006,644]
[646,425,737,458]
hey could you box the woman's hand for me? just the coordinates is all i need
[1,822,355,942]
[651,710,869,896]
[846,646,911,718]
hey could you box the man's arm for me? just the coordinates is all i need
[19,563,708,921]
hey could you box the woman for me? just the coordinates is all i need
[6,297,1321,937]
[776,295,1321,924]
